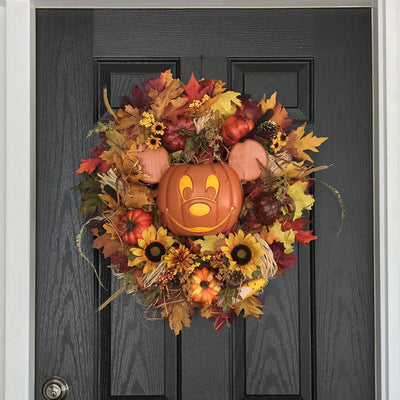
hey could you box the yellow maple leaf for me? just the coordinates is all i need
[233,295,264,321]
[100,150,114,164]
[193,234,225,255]
[98,193,119,210]
[258,91,277,113]
[210,90,241,116]
[105,129,128,151]
[285,123,328,163]
[120,183,153,209]
[162,300,192,335]
[103,222,119,240]
[286,180,315,220]
[281,161,328,179]
[263,220,296,254]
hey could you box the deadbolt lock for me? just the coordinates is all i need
[42,377,68,400]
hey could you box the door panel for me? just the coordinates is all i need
[36,9,373,400]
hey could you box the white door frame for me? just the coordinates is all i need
[1,1,399,399]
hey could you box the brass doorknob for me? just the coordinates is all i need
[42,377,68,400]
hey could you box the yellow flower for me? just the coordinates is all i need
[139,111,155,128]
[129,226,174,273]
[277,131,288,143]
[270,131,288,154]
[189,94,210,108]
[146,135,162,150]
[164,244,198,275]
[221,230,264,278]
[150,121,166,135]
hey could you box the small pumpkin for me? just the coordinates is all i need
[138,147,169,184]
[157,163,243,236]
[220,113,254,145]
[162,117,195,151]
[119,209,153,245]
[190,267,221,303]
[228,139,268,181]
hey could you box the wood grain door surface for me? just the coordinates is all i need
[36,9,374,400]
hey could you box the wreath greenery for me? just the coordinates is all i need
[75,70,329,334]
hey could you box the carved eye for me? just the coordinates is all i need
[179,175,193,200]
[206,174,219,199]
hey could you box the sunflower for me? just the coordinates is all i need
[129,226,174,273]
[164,244,198,275]
[190,267,221,303]
[270,131,288,154]
[150,121,166,135]
[146,135,162,150]
[221,230,264,278]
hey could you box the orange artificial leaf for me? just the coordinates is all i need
[103,222,120,240]
[161,69,174,86]
[270,102,292,131]
[92,230,121,258]
[149,79,186,119]
[233,295,264,321]
[115,104,141,129]
[76,157,103,174]
[285,123,328,163]
[183,73,209,102]
[258,92,277,113]
[161,300,192,335]
[295,230,318,246]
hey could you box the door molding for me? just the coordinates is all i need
[1,1,399,400]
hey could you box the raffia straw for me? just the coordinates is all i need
[254,233,278,280]
[103,87,118,121]
[267,151,292,175]
[142,261,167,288]
[316,179,346,237]
[76,216,106,288]
[98,286,124,311]
[97,168,122,192]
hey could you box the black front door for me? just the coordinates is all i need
[36,8,374,400]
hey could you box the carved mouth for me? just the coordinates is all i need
[165,207,235,233]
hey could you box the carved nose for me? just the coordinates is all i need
[188,202,211,216]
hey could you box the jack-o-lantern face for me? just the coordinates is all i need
[157,163,243,236]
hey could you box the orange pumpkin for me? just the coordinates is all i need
[157,163,243,236]
[190,267,221,303]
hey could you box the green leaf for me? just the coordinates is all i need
[252,268,261,279]
[179,129,196,137]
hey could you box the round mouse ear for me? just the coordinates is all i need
[228,139,268,181]
[138,147,170,184]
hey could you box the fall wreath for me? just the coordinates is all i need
[75,70,331,334]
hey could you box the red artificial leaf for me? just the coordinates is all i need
[198,79,215,96]
[239,209,262,231]
[183,73,209,102]
[110,251,129,273]
[144,75,165,92]
[92,230,121,258]
[270,241,298,270]
[76,145,111,174]
[239,95,263,123]
[282,218,310,232]
[270,102,292,132]
[120,85,152,111]
[208,304,235,332]
[295,230,318,246]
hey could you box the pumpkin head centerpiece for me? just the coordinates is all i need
[157,163,243,236]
